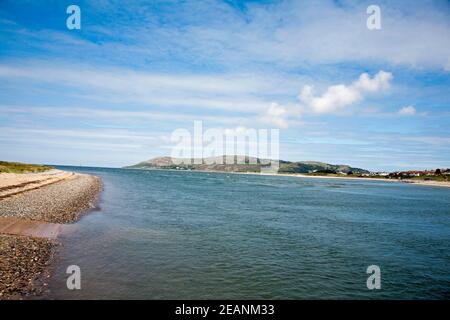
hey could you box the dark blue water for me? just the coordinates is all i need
[46,167,450,299]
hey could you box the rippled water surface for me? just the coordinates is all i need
[46,167,450,299]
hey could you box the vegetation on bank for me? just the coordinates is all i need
[407,174,450,182]
[304,172,450,181]
[304,170,450,182]
[0,161,53,173]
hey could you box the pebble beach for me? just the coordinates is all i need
[0,170,101,299]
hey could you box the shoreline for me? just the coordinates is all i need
[127,167,450,189]
[0,170,102,299]
[276,173,450,188]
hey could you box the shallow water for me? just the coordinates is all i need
[45,167,450,299]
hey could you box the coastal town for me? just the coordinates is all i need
[351,168,450,180]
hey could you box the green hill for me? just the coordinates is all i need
[124,156,369,174]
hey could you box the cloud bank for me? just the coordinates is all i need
[299,71,393,114]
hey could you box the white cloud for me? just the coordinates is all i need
[0,105,252,127]
[0,62,305,113]
[92,1,450,70]
[401,136,450,145]
[398,106,416,116]
[353,71,393,92]
[238,2,450,70]
[299,71,393,114]
[260,103,289,128]
[5,1,450,71]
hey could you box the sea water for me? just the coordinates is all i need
[46,166,450,299]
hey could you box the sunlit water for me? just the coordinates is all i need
[45,167,450,299]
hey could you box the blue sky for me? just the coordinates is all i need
[0,0,449,171]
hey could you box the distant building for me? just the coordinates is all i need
[388,170,438,179]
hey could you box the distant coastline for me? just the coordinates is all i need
[278,172,450,188]
[125,156,450,189]
[128,166,450,188]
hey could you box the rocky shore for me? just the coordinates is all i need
[0,234,55,299]
[0,171,101,299]
[0,173,102,223]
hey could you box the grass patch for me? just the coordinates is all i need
[409,175,450,182]
[0,161,53,173]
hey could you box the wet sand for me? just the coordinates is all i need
[0,217,62,239]
[0,170,101,299]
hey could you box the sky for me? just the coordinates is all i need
[0,0,449,171]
